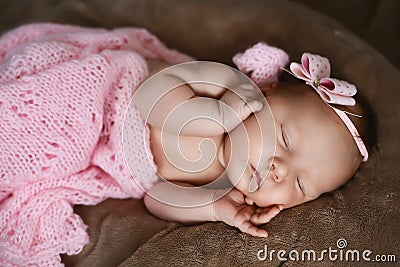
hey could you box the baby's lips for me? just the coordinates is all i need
[248,164,264,193]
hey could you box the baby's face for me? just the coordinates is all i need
[224,82,362,209]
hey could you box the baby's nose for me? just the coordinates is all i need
[271,160,289,182]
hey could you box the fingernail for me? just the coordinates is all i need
[254,101,263,111]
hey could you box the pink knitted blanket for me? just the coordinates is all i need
[0,23,192,266]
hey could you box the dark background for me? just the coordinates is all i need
[290,0,400,70]
[1,0,399,69]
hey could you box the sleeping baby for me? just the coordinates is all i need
[138,43,373,238]
[0,24,374,265]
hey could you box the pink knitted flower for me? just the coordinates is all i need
[233,42,289,87]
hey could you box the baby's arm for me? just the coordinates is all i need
[144,181,218,224]
[144,182,283,237]
[136,61,263,136]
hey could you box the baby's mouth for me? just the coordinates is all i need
[249,164,263,193]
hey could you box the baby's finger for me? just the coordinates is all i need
[238,101,263,122]
[233,205,255,225]
[245,197,254,205]
[247,100,263,113]
[251,205,283,225]
[238,221,269,238]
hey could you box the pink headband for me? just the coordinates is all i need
[233,43,368,161]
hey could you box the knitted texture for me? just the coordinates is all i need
[233,42,289,87]
[0,23,193,267]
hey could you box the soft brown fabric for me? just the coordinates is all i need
[1,0,399,266]
[61,199,176,267]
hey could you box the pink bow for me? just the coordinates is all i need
[289,53,357,106]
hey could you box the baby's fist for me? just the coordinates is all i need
[218,86,264,132]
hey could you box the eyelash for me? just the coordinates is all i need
[281,125,289,149]
[296,177,305,194]
[280,125,304,195]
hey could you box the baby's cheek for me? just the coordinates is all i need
[256,185,296,208]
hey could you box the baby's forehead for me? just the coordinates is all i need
[268,82,326,106]
[267,84,337,125]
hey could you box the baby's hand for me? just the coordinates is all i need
[218,84,264,132]
[213,189,282,238]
